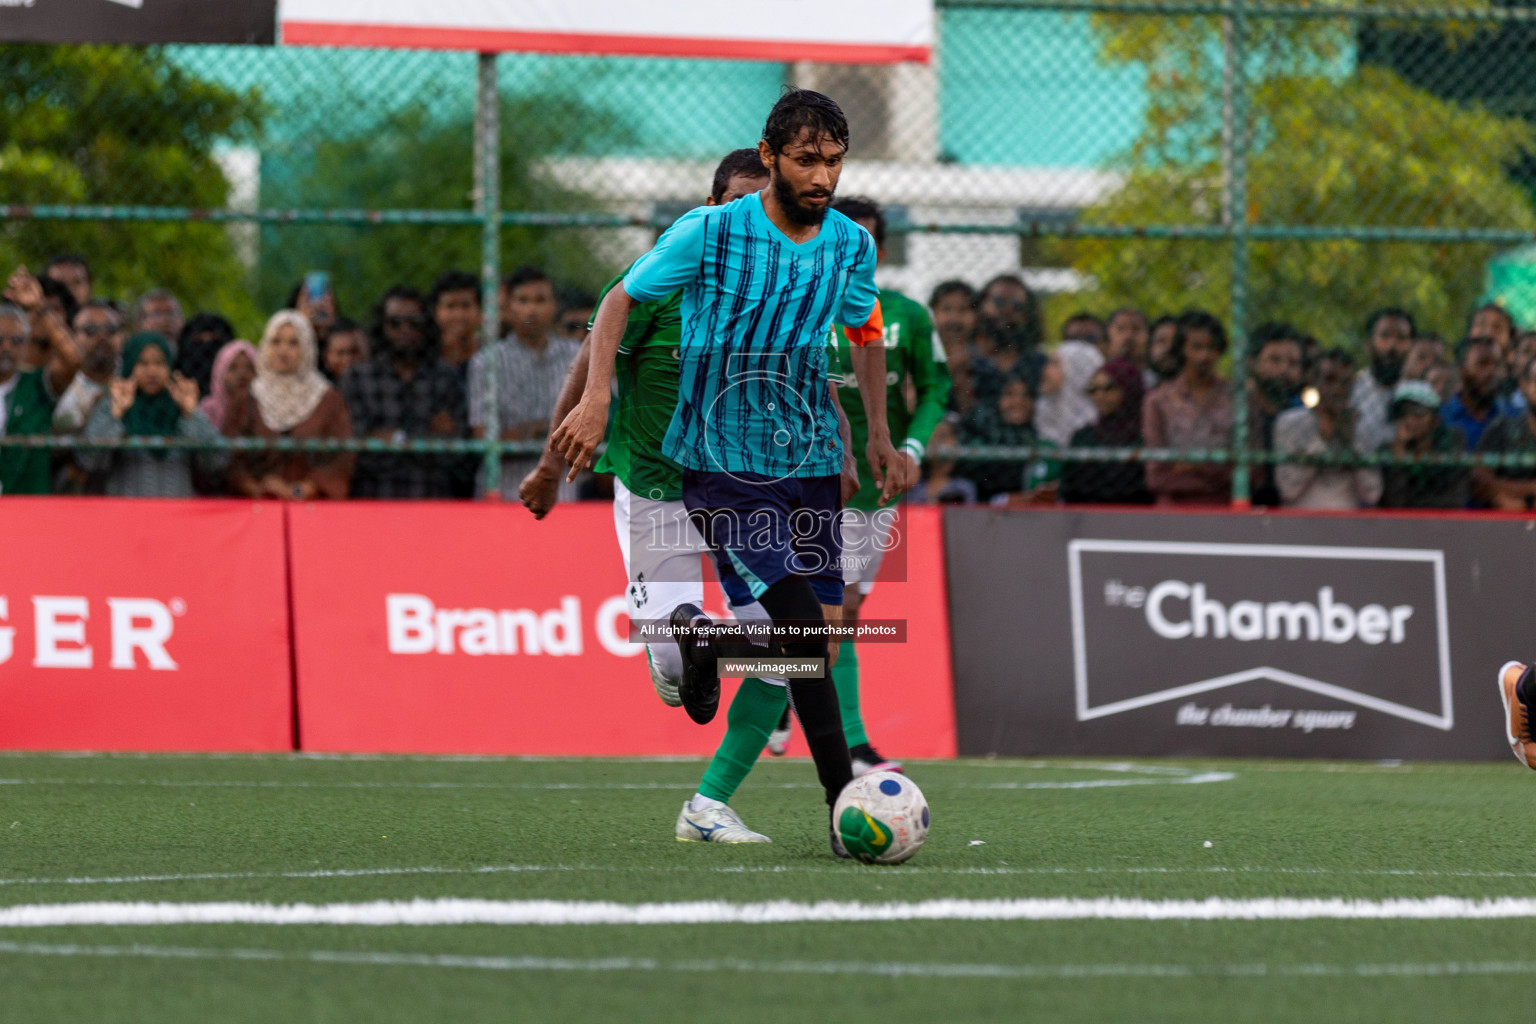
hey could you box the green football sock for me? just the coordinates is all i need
[697,677,788,804]
[831,641,869,748]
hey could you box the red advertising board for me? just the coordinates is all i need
[0,499,292,751]
[288,501,955,757]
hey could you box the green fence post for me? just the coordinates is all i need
[1227,0,1253,509]
[476,51,502,501]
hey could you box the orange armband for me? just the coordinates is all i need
[842,298,884,347]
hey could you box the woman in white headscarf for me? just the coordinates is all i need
[225,309,355,499]
[1033,339,1105,446]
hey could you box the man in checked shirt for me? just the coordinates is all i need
[341,284,466,499]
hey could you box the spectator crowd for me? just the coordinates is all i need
[920,273,1536,511]
[2,252,1535,512]
[0,257,596,501]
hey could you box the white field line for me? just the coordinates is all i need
[8,862,1536,888]
[985,771,1234,789]
[948,761,1217,775]
[9,897,1536,927]
[0,940,1533,980]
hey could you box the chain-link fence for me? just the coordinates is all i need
[3,0,1536,508]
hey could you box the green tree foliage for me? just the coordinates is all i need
[0,44,265,329]
[1064,12,1536,344]
[257,95,638,321]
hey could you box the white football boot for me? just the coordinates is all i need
[647,649,681,708]
[766,716,792,757]
[675,802,771,843]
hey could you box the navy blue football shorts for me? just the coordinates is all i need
[681,468,845,607]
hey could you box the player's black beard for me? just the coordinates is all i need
[772,170,831,228]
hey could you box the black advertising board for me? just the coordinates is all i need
[0,0,276,45]
[944,507,1536,760]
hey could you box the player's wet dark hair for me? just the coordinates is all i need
[711,148,767,203]
[761,89,850,156]
[832,196,884,247]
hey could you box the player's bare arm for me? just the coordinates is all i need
[519,333,592,518]
[550,283,632,480]
[848,341,906,505]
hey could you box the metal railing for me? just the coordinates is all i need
[3,0,1534,507]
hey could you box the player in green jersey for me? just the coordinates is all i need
[762,195,952,772]
[521,147,766,695]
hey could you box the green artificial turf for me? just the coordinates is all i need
[2,753,1535,1022]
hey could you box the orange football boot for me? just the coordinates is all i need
[1498,661,1536,769]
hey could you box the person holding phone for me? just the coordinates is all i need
[290,271,338,361]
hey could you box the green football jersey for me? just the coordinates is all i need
[592,270,685,502]
[830,287,952,510]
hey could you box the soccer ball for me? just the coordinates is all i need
[834,771,929,864]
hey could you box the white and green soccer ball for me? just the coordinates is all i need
[834,770,929,864]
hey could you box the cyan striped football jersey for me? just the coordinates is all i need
[622,191,878,479]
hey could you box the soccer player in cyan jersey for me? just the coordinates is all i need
[553,91,910,854]
[524,153,915,845]
[763,195,952,772]
[676,197,951,838]
[520,150,770,711]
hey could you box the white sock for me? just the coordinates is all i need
[689,793,725,813]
